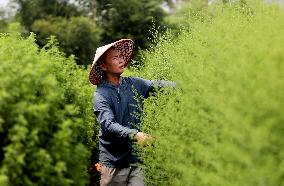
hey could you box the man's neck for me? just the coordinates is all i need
[105,75,122,85]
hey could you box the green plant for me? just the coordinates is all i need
[0,32,98,186]
[130,1,284,185]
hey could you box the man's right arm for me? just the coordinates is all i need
[94,93,138,139]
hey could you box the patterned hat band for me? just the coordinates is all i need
[89,39,134,85]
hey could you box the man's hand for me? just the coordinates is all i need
[135,132,152,146]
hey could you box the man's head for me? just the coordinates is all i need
[89,39,134,85]
[99,47,126,77]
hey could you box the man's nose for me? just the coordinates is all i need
[119,56,125,64]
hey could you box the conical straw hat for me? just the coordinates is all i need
[89,39,134,85]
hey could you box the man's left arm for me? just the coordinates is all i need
[130,77,177,98]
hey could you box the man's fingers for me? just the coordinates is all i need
[135,132,153,146]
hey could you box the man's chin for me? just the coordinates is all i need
[118,69,124,74]
[115,71,124,76]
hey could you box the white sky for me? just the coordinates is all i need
[0,0,9,8]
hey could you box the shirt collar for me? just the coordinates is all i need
[99,77,125,88]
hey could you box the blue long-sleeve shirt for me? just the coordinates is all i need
[93,76,175,168]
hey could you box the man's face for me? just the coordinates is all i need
[100,49,126,76]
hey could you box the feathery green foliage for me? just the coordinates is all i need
[0,32,98,186]
[130,1,284,185]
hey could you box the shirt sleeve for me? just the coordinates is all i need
[94,92,138,139]
[130,77,177,98]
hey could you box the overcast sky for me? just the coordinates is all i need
[0,0,9,8]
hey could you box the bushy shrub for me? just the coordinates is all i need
[0,33,98,186]
[131,1,284,185]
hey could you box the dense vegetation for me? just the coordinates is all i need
[130,1,284,185]
[0,32,98,186]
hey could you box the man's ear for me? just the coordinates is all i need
[100,63,107,71]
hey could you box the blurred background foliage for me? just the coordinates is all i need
[31,16,101,65]
[1,0,190,65]
[95,0,166,49]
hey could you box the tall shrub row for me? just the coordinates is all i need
[0,33,98,186]
[131,1,284,185]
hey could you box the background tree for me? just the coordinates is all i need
[13,0,84,29]
[95,0,167,49]
[12,0,100,65]
[10,0,169,65]
[32,16,101,65]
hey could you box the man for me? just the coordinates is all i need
[89,39,175,186]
